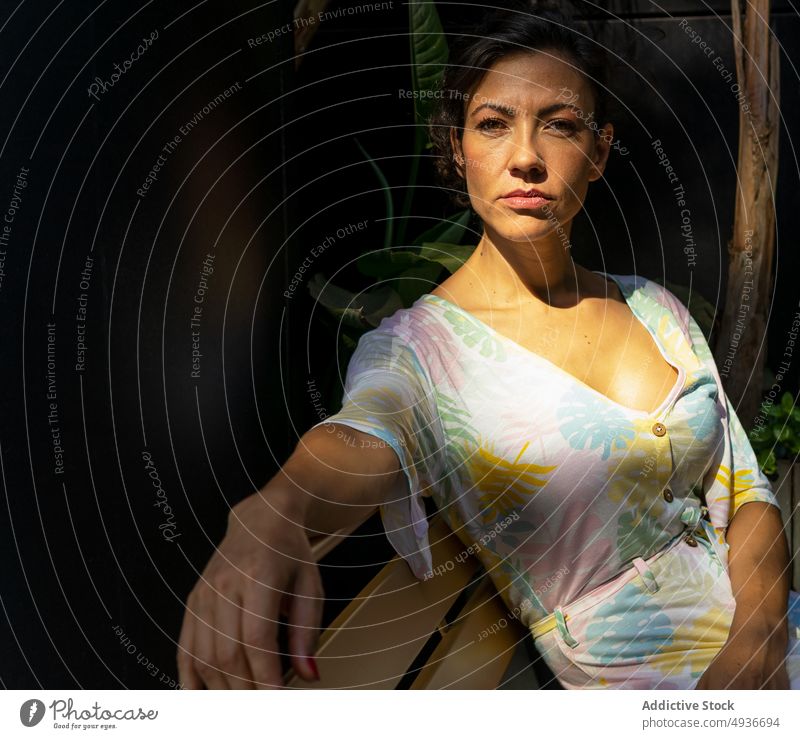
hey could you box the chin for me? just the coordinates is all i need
[481,215,556,244]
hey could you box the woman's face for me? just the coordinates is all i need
[452,50,612,246]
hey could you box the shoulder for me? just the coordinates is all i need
[350,300,437,371]
[615,273,692,331]
[368,296,445,346]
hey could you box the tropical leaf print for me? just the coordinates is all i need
[557,388,637,460]
[440,306,507,361]
[680,382,722,442]
[615,510,666,564]
[654,313,702,373]
[606,416,670,479]
[651,575,732,679]
[402,310,468,387]
[434,390,481,498]
[484,554,548,622]
[712,463,768,519]
[584,580,675,664]
[436,390,479,441]
[468,440,556,524]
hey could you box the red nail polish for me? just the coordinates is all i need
[304,655,320,681]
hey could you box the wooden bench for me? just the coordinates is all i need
[283,510,542,689]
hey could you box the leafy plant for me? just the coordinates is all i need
[748,390,800,477]
[308,0,473,351]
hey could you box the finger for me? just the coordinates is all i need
[241,579,283,689]
[193,593,230,690]
[214,592,255,689]
[286,565,324,682]
[176,599,203,690]
[278,590,292,620]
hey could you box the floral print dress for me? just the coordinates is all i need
[310,272,800,689]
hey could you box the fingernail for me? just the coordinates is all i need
[304,655,320,681]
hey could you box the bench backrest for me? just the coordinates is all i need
[284,512,529,689]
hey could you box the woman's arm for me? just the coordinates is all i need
[178,424,405,689]
[727,501,791,645]
[230,422,406,535]
[695,503,791,689]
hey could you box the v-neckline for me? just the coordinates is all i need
[418,271,686,418]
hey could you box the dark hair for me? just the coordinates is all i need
[429,0,612,208]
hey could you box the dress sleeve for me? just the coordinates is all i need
[652,281,781,531]
[308,325,445,580]
[683,310,781,523]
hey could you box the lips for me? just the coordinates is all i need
[502,188,553,199]
[500,188,553,209]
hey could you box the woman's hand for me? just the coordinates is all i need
[176,488,324,689]
[695,618,789,689]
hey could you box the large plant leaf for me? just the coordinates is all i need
[356,249,427,279]
[354,138,393,250]
[397,1,449,248]
[308,273,404,329]
[418,242,476,274]
[413,209,473,246]
[391,261,446,305]
[357,240,475,279]
[408,0,449,126]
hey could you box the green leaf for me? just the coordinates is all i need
[748,424,771,447]
[354,138,393,250]
[357,249,427,279]
[781,391,794,414]
[413,209,473,246]
[418,242,476,273]
[308,273,404,329]
[356,242,475,283]
[408,0,449,126]
[757,448,777,477]
[392,261,445,305]
[767,402,785,419]
[397,3,450,247]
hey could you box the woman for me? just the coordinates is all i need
[177,2,799,689]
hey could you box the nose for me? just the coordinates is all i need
[507,127,545,176]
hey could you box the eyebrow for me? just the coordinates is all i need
[470,101,577,118]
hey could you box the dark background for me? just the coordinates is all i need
[0,0,797,688]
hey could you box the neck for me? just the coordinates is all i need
[472,225,583,309]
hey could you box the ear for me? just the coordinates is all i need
[588,122,614,182]
[449,127,466,179]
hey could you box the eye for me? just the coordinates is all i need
[475,116,508,133]
[546,119,578,135]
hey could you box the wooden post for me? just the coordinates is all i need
[714,0,780,430]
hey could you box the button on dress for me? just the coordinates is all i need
[310,272,800,689]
